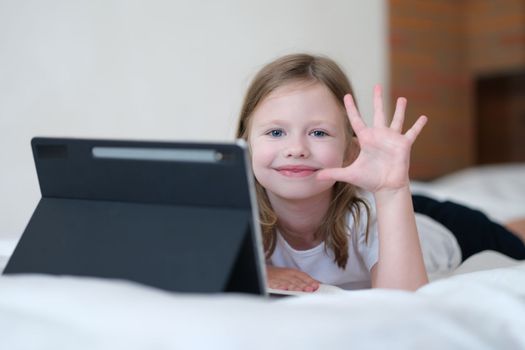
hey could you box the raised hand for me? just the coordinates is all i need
[317,85,427,193]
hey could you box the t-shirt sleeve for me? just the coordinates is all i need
[355,192,379,271]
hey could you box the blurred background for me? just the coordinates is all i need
[391,0,525,178]
[0,0,524,240]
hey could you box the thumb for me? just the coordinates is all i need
[317,167,353,182]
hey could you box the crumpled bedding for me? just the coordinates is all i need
[0,256,524,350]
[411,163,525,223]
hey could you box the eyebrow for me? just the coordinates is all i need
[260,119,336,126]
[250,119,287,130]
[254,119,339,129]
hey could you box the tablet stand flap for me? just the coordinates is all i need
[5,197,253,294]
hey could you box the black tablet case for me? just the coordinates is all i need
[3,138,265,295]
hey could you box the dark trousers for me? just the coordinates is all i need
[412,194,525,261]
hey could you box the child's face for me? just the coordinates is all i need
[248,81,347,201]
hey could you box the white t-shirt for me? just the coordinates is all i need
[416,213,462,280]
[269,192,462,290]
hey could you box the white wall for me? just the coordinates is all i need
[0,0,387,239]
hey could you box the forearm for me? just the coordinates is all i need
[372,185,428,290]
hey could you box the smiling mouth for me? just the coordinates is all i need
[274,166,318,177]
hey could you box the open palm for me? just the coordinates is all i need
[317,85,427,193]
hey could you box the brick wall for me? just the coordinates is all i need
[467,0,525,74]
[389,0,525,179]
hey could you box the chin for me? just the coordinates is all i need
[265,183,335,201]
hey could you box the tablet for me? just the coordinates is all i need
[3,137,267,296]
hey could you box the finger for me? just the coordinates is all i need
[289,272,317,285]
[302,283,319,292]
[317,167,357,184]
[373,84,386,128]
[270,279,296,290]
[344,94,366,136]
[269,281,287,290]
[285,283,302,291]
[390,97,407,132]
[404,115,428,143]
[272,272,310,287]
[289,275,313,287]
[278,280,306,292]
[291,280,318,292]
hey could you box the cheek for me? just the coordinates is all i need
[250,148,275,187]
[318,143,346,167]
[249,140,275,170]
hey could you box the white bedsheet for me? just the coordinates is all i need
[1,257,524,349]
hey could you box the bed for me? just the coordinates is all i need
[1,163,524,349]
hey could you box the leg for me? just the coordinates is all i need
[412,194,525,261]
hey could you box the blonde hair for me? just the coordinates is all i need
[236,53,370,268]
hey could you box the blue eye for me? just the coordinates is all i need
[310,130,328,137]
[268,129,284,137]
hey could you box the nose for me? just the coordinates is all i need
[283,136,310,158]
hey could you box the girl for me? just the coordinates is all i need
[236,53,525,292]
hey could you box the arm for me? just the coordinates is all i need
[318,85,428,291]
[372,186,428,290]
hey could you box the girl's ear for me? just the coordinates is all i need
[345,137,360,164]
